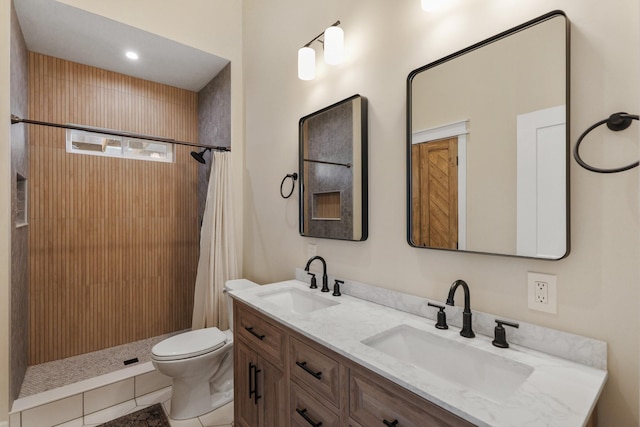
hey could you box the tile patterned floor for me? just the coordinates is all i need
[19,332,184,398]
[75,386,234,427]
[15,331,233,426]
[97,403,168,426]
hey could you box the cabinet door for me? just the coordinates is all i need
[235,339,260,427]
[259,356,288,427]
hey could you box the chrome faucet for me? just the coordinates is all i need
[304,256,329,292]
[446,279,475,338]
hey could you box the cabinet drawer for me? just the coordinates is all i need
[350,369,475,427]
[235,302,286,368]
[291,382,340,427]
[290,337,341,408]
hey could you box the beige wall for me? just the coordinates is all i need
[242,1,639,425]
[1,0,10,421]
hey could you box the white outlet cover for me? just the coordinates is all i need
[527,272,557,314]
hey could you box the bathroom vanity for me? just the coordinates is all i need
[231,279,606,427]
[234,300,471,427]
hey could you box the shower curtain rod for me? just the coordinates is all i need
[10,115,231,152]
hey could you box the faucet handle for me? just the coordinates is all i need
[427,302,448,330]
[307,272,317,289]
[492,319,519,348]
[332,280,343,297]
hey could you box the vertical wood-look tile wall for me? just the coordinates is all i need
[28,53,199,365]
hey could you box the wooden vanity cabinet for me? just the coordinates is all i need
[234,299,512,427]
[234,302,288,427]
[349,366,475,427]
[233,299,600,427]
[290,382,341,427]
[290,337,341,407]
[235,302,286,368]
[289,336,345,426]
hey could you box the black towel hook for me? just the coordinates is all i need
[280,172,298,198]
[574,112,639,174]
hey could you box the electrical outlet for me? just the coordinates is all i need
[535,281,548,304]
[528,272,557,314]
[307,243,317,259]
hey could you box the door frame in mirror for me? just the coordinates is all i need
[299,94,369,241]
[406,10,570,259]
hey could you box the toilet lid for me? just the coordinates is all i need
[151,328,227,361]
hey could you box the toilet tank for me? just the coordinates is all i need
[224,279,259,331]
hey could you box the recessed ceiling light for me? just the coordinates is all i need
[126,51,139,60]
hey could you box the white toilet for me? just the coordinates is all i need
[151,279,258,420]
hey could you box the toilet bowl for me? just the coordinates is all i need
[151,279,258,420]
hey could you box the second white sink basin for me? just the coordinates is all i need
[362,324,533,403]
[257,287,339,315]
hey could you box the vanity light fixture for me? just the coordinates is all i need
[298,46,316,80]
[297,20,343,81]
[323,25,344,65]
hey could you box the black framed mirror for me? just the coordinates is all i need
[299,95,368,241]
[407,11,569,259]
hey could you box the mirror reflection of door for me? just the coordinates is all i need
[411,137,458,249]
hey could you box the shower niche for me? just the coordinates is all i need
[299,95,368,241]
[16,173,27,227]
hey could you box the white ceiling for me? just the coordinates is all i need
[13,0,229,92]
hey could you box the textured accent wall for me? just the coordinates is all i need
[10,0,29,402]
[28,53,199,365]
[196,63,231,224]
[304,101,353,239]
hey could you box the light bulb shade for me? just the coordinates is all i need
[298,47,316,80]
[323,26,344,65]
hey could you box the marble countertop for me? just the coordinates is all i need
[229,279,607,427]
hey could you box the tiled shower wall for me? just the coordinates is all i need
[28,53,200,365]
[304,101,354,239]
[196,63,231,224]
[10,0,29,404]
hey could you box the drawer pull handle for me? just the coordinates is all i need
[254,365,262,404]
[248,362,262,404]
[245,326,265,340]
[296,408,323,427]
[248,362,255,399]
[383,419,399,427]
[296,361,322,380]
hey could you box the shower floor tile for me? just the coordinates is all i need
[19,331,184,398]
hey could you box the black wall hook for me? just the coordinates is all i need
[574,112,639,174]
[280,172,298,198]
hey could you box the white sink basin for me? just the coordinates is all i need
[362,324,533,403]
[257,287,339,315]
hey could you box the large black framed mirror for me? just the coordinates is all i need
[407,11,569,259]
[299,95,368,241]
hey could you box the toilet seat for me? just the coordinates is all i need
[152,328,227,361]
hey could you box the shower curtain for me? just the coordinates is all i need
[192,151,238,330]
